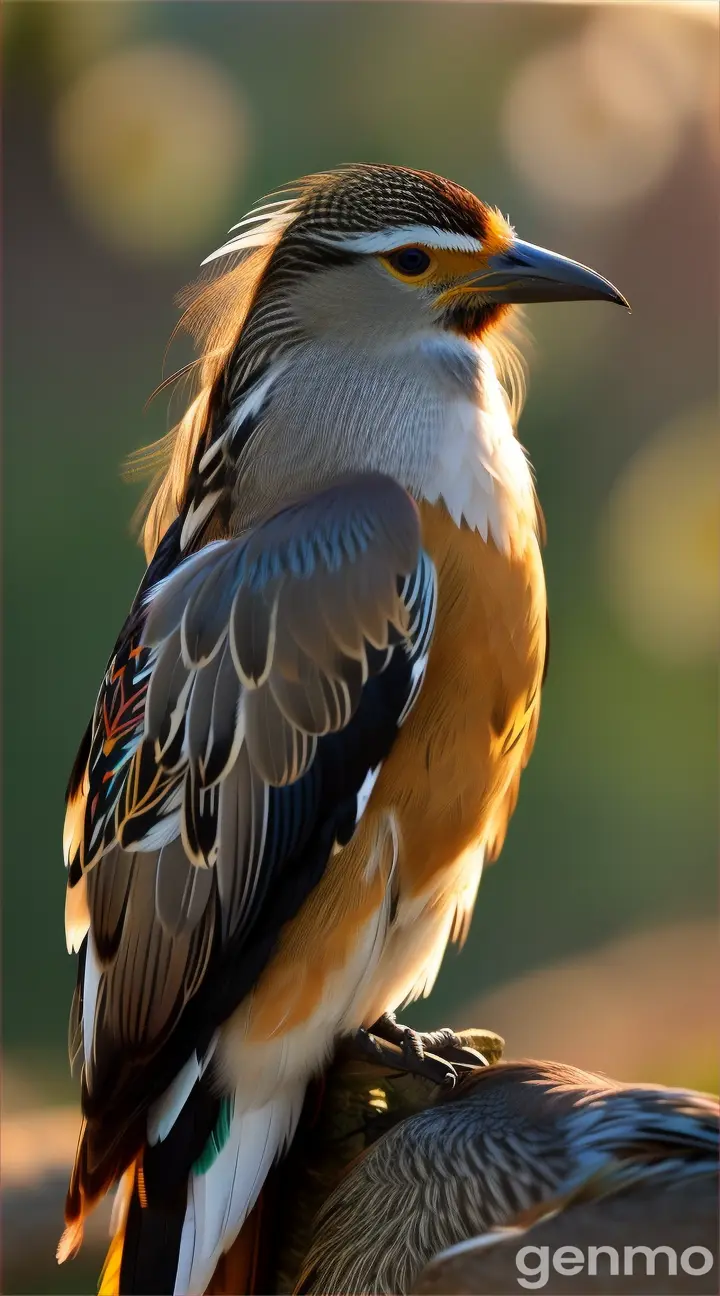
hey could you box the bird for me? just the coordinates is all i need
[297,1059,720,1295]
[57,164,627,1296]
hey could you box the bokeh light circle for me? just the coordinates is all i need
[501,26,681,215]
[583,4,718,124]
[600,406,719,666]
[52,44,248,259]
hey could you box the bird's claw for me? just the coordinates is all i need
[350,1024,459,1087]
[380,1013,487,1068]
[349,1012,490,1088]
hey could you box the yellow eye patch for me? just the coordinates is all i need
[379,246,501,287]
[378,212,514,287]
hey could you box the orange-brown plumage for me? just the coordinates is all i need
[385,499,546,885]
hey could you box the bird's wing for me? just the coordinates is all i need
[63,472,436,1198]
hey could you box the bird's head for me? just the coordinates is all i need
[204,163,628,349]
[137,165,628,559]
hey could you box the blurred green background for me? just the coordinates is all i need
[3,2,718,1290]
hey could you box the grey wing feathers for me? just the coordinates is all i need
[142,473,421,791]
[78,473,432,1074]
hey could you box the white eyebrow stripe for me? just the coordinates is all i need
[312,226,484,255]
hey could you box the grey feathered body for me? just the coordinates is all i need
[299,1061,720,1295]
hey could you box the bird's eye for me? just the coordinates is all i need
[387,247,432,277]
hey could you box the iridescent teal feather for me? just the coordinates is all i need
[193,1095,236,1176]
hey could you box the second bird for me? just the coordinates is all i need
[59,164,627,1295]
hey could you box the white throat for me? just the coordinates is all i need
[418,340,538,553]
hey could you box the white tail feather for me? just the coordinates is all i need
[173,1085,304,1295]
[148,1036,220,1146]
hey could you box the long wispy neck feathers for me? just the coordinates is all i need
[133,241,281,561]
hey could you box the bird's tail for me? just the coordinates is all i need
[63,1085,303,1296]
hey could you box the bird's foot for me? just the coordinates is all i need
[349,1024,455,1086]
[371,1011,491,1074]
[348,1014,495,1088]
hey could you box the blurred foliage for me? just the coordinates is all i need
[3,0,717,1092]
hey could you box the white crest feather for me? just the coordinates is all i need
[202,198,299,265]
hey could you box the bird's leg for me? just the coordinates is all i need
[349,1025,459,1087]
[346,1014,494,1088]
[369,1011,490,1072]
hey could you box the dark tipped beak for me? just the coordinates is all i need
[479,238,629,308]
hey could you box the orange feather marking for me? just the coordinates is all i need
[56,1217,84,1265]
[96,1162,138,1296]
[97,1227,124,1296]
[64,871,89,952]
[63,778,88,867]
[136,1161,148,1209]
[482,206,516,258]
[206,1194,266,1295]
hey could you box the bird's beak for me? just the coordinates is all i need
[463,238,629,308]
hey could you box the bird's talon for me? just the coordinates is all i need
[346,1024,459,1086]
[368,1013,486,1073]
